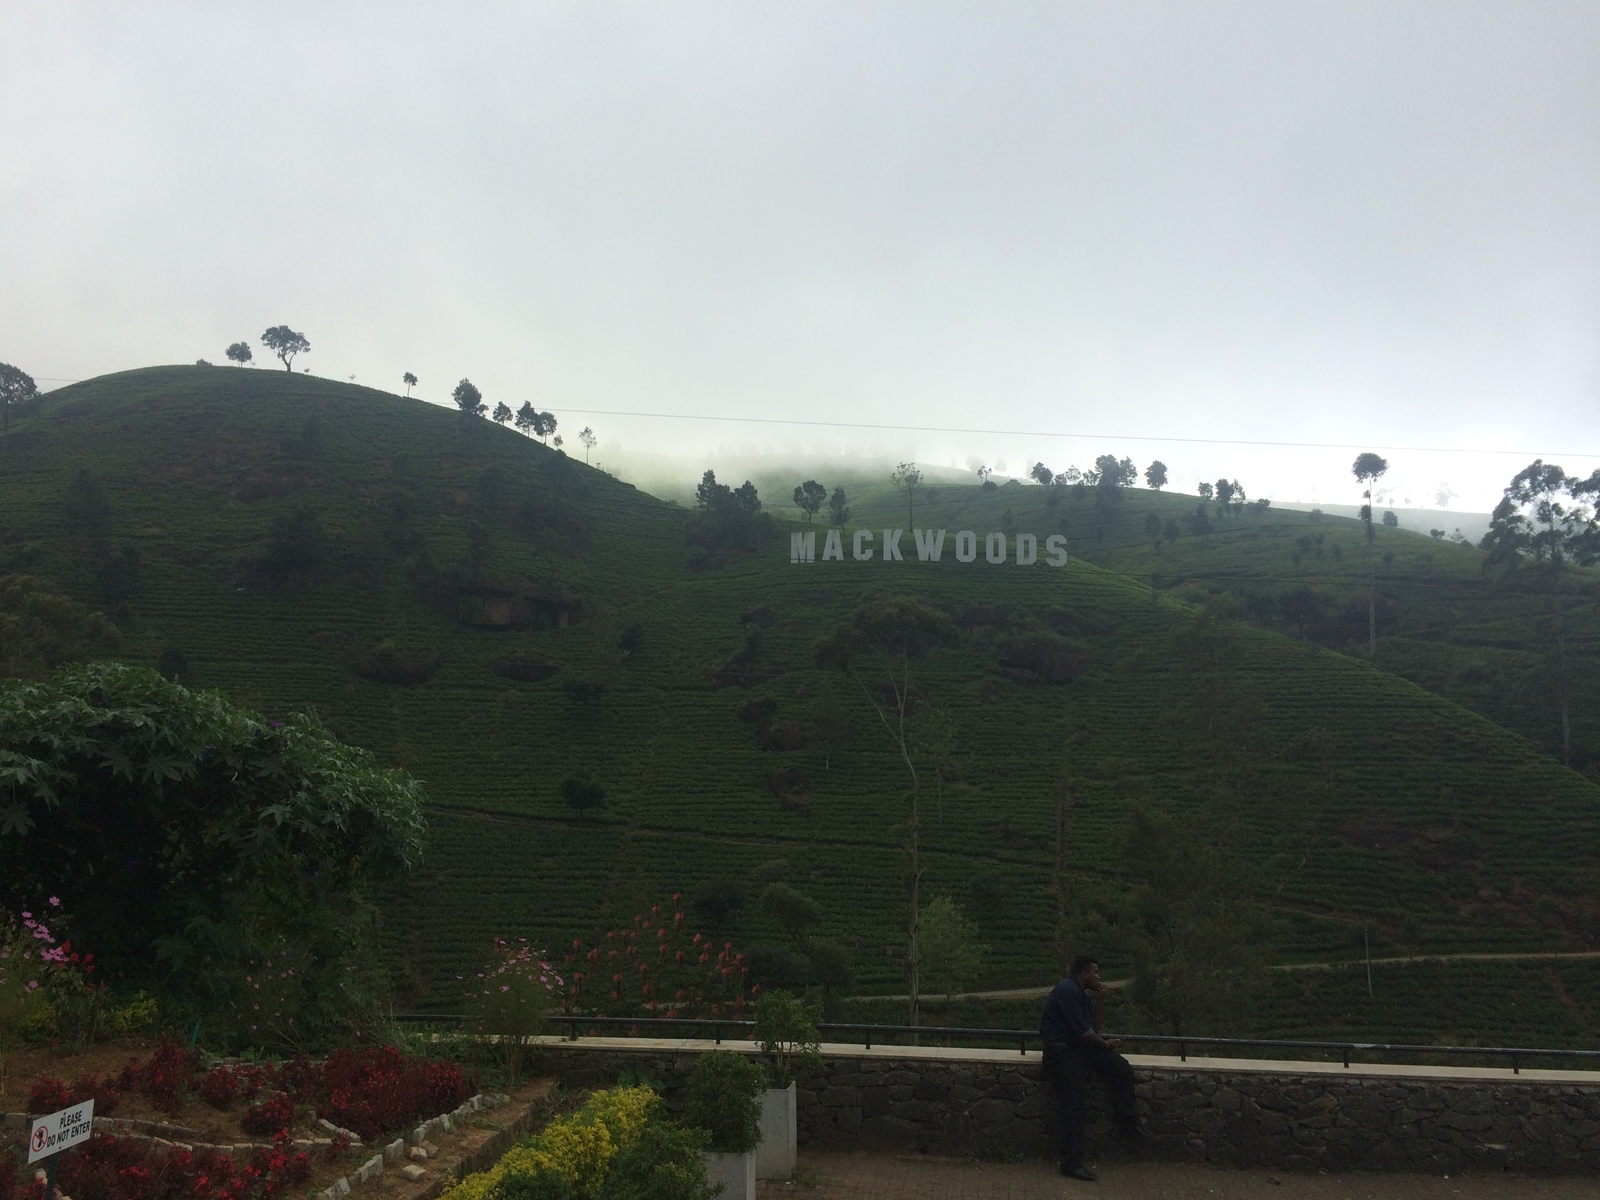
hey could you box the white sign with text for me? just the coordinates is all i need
[790,529,1067,567]
[29,1099,94,1163]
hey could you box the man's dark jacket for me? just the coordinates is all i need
[1040,974,1097,1046]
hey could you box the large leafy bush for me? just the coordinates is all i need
[680,1051,763,1154]
[0,664,426,1041]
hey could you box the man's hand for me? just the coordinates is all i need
[1104,1037,1121,1050]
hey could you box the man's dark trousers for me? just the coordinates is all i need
[1044,1043,1139,1171]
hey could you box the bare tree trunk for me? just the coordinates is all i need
[1555,576,1570,767]
[1366,522,1378,663]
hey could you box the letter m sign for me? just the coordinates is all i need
[790,531,816,564]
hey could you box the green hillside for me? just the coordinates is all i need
[3,367,1598,1044]
[783,474,1600,778]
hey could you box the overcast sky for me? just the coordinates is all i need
[3,2,1597,510]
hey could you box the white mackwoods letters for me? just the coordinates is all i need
[793,528,1069,568]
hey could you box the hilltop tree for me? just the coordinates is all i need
[1030,462,1054,486]
[1145,461,1168,490]
[891,462,923,527]
[1214,479,1235,510]
[1197,482,1214,502]
[1352,452,1390,661]
[452,378,486,418]
[792,480,827,523]
[1382,510,1398,527]
[579,427,598,463]
[1481,461,1600,765]
[814,596,959,1031]
[402,371,417,396]
[491,402,513,425]
[514,402,537,436]
[828,485,850,527]
[225,342,253,366]
[534,411,558,444]
[0,363,39,434]
[260,326,310,372]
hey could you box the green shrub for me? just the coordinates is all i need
[753,989,822,1087]
[681,1050,763,1154]
[598,1120,715,1200]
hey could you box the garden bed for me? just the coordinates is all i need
[0,1040,548,1200]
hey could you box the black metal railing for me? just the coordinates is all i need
[392,1013,1600,1076]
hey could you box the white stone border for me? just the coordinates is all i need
[316,1092,509,1200]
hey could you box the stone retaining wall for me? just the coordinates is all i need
[534,1040,1600,1176]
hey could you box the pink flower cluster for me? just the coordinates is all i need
[2,897,72,996]
[466,937,563,1003]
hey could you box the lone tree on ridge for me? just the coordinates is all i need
[225,342,253,366]
[793,480,827,523]
[891,462,923,527]
[1351,452,1390,661]
[491,402,513,425]
[452,378,486,417]
[578,427,598,463]
[402,372,417,396]
[0,363,40,434]
[260,326,310,372]
[1145,461,1168,490]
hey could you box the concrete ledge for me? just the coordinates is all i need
[530,1035,1600,1086]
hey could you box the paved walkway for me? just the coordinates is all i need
[758,1153,1598,1199]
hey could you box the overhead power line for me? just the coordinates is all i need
[33,374,1597,460]
[553,405,1600,461]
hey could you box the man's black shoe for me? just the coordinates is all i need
[1060,1166,1098,1182]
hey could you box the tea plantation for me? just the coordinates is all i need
[3,367,1597,1045]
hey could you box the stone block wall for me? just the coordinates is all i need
[533,1041,1600,1175]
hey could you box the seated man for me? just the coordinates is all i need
[1039,955,1143,1182]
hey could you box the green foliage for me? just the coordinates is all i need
[685,471,775,564]
[470,939,562,1082]
[0,575,121,679]
[1117,807,1267,1037]
[918,895,985,1000]
[753,989,822,1086]
[792,480,827,524]
[681,1050,764,1153]
[453,379,486,417]
[0,362,39,432]
[560,773,607,818]
[0,663,425,1043]
[828,484,850,526]
[226,342,253,366]
[597,1120,716,1200]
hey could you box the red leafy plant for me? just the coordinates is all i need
[198,1066,239,1110]
[117,1037,201,1114]
[18,1133,308,1200]
[317,1047,475,1142]
[240,1092,294,1137]
[561,896,754,1022]
[27,1072,120,1116]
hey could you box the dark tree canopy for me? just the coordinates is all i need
[560,772,607,817]
[0,664,426,1008]
[1030,463,1054,486]
[793,480,827,523]
[452,378,486,417]
[1145,460,1168,490]
[225,342,252,366]
[492,401,514,425]
[402,372,417,396]
[813,595,959,671]
[0,362,39,433]
[828,485,850,527]
[260,326,310,371]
